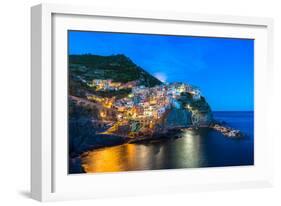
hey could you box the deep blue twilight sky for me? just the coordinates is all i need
[69,31,254,111]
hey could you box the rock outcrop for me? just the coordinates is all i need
[164,108,192,129]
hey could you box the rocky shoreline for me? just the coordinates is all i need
[71,122,244,157]
[69,122,245,173]
[210,123,244,138]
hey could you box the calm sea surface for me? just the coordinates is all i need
[82,111,254,173]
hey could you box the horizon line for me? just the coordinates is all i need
[212,110,254,112]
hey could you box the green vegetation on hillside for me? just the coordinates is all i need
[69,54,162,85]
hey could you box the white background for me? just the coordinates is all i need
[0,0,280,205]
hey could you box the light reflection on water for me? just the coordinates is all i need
[81,111,254,173]
[82,130,208,173]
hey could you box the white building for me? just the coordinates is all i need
[192,89,201,100]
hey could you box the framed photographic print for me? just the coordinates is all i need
[31,3,274,201]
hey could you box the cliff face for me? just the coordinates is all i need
[191,111,213,127]
[164,108,192,129]
[161,105,212,130]
[164,92,213,128]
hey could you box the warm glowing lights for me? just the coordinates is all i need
[100,111,106,118]
[82,144,140,173]
[86,79,202,139]
[89,79,137,91]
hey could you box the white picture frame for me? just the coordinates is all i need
[31,3,274,202]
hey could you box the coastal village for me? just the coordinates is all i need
[69,73,244,141]
[69,52,243,142]
[83,78,212,138]
[88,79,200,117]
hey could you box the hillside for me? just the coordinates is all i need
[69,54,162,97]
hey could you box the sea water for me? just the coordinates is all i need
[82,111,254,173]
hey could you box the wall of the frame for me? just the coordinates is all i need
[0,0,280,205]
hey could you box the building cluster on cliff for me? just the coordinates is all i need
[114,82,201,120]
[88,79,138,91]
[85,79,205,130]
